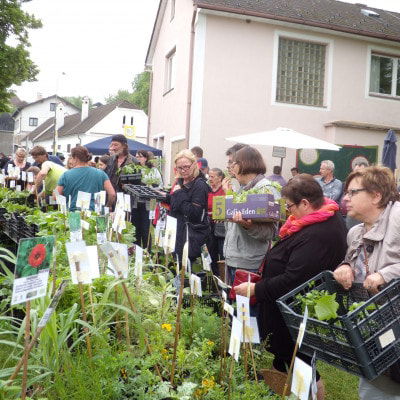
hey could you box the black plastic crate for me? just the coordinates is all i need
[124,184,166,201]
[277,271,400,380]
[120,173,142,185]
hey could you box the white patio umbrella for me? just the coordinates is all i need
[226,127,341,151]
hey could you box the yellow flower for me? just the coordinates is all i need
[207,340,214,346]
[202,376,215,389]
[161,323,172,332]
[161,348,170,359]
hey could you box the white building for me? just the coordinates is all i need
[12,95,79,145]
[27,99,148,154]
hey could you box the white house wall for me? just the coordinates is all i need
[91,107,148,140]
[15,99,77,135]
[148,0,195,182]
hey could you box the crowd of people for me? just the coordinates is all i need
[1,138,399,400]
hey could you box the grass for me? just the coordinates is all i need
[318,361,359,400]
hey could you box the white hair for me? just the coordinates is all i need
[321,160,334,171]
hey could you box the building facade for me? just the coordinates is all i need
[146,0,400,182]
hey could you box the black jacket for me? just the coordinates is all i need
[254,211,347,361]
[105,153,139,192]
[165,172,210,261]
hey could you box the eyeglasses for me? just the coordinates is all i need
[344,188,367,198]
[176,164,192,171]
[286,202,296,211]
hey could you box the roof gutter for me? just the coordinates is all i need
[146,68,153,146]
[195,2,400,43]
[185,4,198,147]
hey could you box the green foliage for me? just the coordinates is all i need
[63,95,93,109]
[230,185,281,203]
[105,71,150,113]
[0,0,42,112]
[296,289,339,321]
[314,293,339,321]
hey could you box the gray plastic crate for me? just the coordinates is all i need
[277,271,400,380]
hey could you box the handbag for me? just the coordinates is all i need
[185,211,211,260]
[213,221,226,238]
[229,255,268,305]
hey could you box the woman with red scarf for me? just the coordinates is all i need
[235,174,347,399]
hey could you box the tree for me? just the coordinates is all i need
[63,96,93,109]
[131,71,150,114]
[104,90,134,105]
[0,0,42,112]
[105,71,150,114]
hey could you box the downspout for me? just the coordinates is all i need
[146,67,153,146]
[185,4,198,148]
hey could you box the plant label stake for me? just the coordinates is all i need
[170,258,185,385]
[8,281,68,385]
[21,300,31,400]
[74,258,92,358]
[102,245,163,380]
[241,304,249,381]
[282,306,308,399]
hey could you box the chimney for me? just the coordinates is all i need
[56,103,64,130]
[81,96,89,121]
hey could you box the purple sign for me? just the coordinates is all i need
[225,193,281,220]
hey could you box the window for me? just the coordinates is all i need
[67,144,71,152]
[369,54,400,97]
[29,118,38,126]
[123,115,126,125]
[276,38,326,107]
[130,116,134,125]
[165,48,176,93]
[50,102,56,111]
[170,0,175,21]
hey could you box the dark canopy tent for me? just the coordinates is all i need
[84,137,162,156]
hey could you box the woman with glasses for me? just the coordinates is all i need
[235,174,347,399]
[224,145,280,285]
[162,149,210,263]
[334,166,400,400]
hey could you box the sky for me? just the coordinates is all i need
[14,0,159,103]
[13,0,400,104]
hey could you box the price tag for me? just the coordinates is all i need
[27,172,34,183]
[212,196,226,220]
[81,220,90,230]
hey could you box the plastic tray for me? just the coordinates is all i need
[124,184,166,201]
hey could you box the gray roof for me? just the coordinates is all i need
[195,0,400,42]
[29,100,140,142]
[12,94,79,117]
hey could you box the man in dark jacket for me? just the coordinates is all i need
[104,134,139,192]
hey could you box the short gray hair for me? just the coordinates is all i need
[321,160,334,171]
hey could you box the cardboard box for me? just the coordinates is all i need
[212,194,285,221]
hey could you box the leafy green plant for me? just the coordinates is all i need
[296,289,340,321]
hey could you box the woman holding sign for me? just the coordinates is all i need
[234,174,347,399]
[57,146,115,211]
[334,166,400,400]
